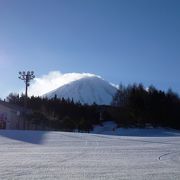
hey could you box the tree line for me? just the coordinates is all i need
[6,83,180,131]
[6,93,101,131]
[111,84,180,129]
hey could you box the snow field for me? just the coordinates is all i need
[0,129,180,179]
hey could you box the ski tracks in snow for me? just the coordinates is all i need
[0,130,180,179]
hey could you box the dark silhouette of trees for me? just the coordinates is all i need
[6,83,180,131]
[6,93,100,131]
[111,84,180,129]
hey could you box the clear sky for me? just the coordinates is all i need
[0,0,180,98]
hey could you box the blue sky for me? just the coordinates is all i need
[0,0,180,98]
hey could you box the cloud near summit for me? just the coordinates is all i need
[29,71,101,96]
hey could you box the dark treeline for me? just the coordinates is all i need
[111,84,180,129]
[6,83,180,131]
[6,93,100,131]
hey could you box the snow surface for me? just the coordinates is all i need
[44,76,117,105]
[0,129,180,179]
[92,121,180,137]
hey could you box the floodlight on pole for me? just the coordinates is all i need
[18,71,35,106]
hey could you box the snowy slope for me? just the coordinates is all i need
[92,121,180,137]
[44,76,117,105]
[0,129,180,179]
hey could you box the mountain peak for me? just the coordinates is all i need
[44,75,117,105]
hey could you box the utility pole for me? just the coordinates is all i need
[18,71,35,107]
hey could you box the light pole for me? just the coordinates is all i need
[18,71,35,107]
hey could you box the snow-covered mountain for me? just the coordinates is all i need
[44,76,117,105]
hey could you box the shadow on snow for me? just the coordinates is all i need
[0,130,48,144]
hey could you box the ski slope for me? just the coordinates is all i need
[0,129,180,179]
